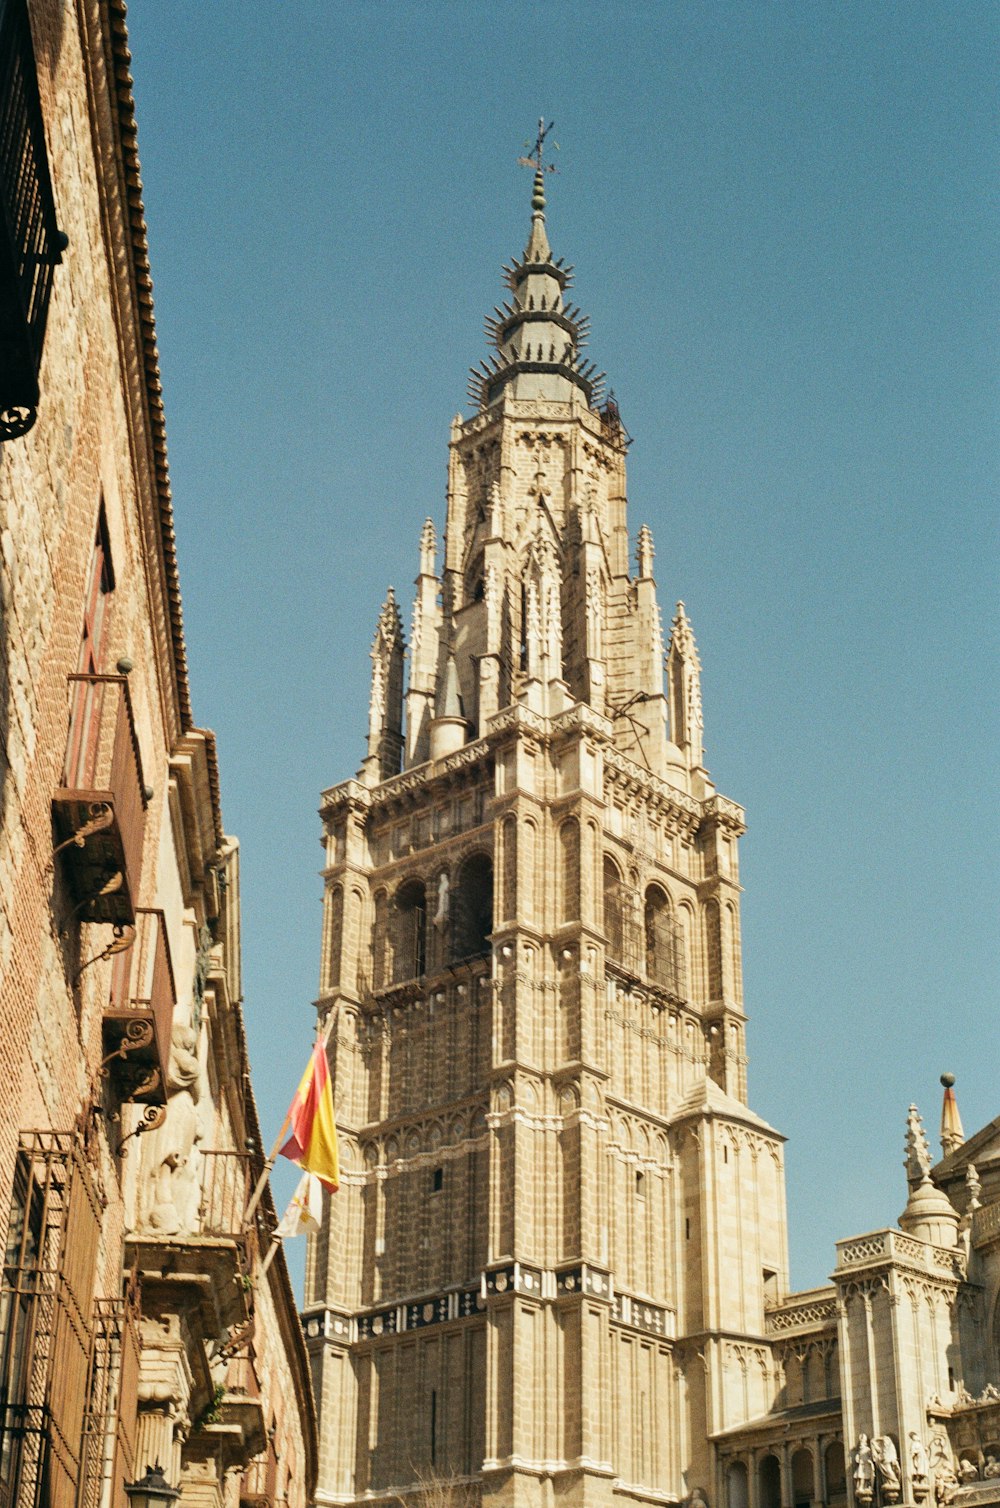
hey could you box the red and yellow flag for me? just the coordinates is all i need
[279,1041,340,1192]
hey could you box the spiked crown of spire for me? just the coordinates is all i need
[469,127,605,411]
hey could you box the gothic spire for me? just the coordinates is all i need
[469,128,604,412]
[667,602,705,768]
[940,1072,965,1156]
[364,587,404,783]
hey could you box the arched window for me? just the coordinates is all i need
[603,857,623,965]
[451,853,493,962]
[792,1448,813,1508]
[644,884,674,989]
[393,878,427,982]
[758,1456,781,1508]
[727,1463,749,1508]
[560,819,580,923]
[705,898,723,1002]
[825,1443,847,1505]
[372,889,389,992]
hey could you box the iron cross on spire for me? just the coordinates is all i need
[517,117,558,175]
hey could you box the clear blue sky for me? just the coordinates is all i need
[126,2,998,1295]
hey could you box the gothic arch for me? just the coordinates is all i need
[791,1448,812,1508]
[727,1462,749,1508]
[393,876,427,982]
[603,854,624,962]
[325,884,343,990]
[759,1455,781,1508]
[644,882,675,990]
[499,815,517,922]
[451,851,493,963]
[372,888,389,991]
[704,897,722,1002]
[559,817,581,923]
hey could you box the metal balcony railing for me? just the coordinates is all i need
[0,0,66,440]
[53,674,148,925]
[197,1151,251,1240]
[104,908,176,1103]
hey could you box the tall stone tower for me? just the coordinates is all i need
[304,159,791,1508]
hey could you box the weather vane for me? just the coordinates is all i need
[518,117,558,176]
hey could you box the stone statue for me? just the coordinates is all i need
[910,1432,930,1486]
[934,1466,958,1506]
[142,1023,203,1236]
[958,1458,979,1483]
[854,1435,876,1504]
[909,1434,932,1502]
[432,871,450,933]
[983,1456,1000,1480]
[873,1436,902,1504]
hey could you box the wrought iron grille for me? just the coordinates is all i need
[604,885,687,1000]
[0,0,65,440]
[0,1131,101,1508]
[77,1292,140,1508]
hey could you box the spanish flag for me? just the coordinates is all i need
[279,1041,340,1192]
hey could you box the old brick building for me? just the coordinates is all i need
[303,160,1000,1508]
[0,2,315,1504]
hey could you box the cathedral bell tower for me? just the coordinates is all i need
[304,143,790,1508]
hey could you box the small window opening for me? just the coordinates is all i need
[635,1169,645,1197]
[685,1217,691,1240]
[431,1167,443,1193]
[430,1388,437,1465]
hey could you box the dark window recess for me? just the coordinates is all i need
[0,0,67,442]
[450,853,493,964]
[431,1167,443,1193]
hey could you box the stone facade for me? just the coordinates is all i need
[304,168,1000,1508]
[0,3,315,1505]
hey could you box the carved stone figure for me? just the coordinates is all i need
[432,871,450,932]
[873,1436,902,1504]
[910,1433,930,1500]
[958,1458,979,1483]
[934,1466,959,1506]
[143,1023,203,1236]
[854,1435,876,1504]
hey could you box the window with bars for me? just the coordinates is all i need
[0,1132,100,1508]
[0,0,67,441]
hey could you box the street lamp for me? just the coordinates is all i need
[123,1464,180,1508]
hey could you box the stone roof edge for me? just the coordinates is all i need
[103,0,193,731]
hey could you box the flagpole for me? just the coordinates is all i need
[257,1233,282,1280]
[242,1004,340,1230]
[242,1110,293,1227]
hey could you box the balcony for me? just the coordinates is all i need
[0,0,67,441]
[127,1151,254,1349]
[52,673,148,925]
[104,908,175,1103]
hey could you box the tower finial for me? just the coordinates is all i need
[940,1073,965,1156]
[517,117,557,214]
